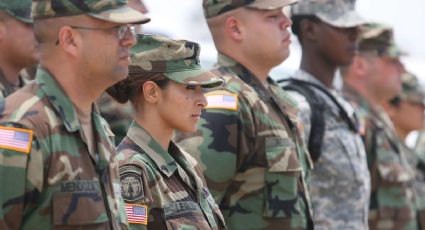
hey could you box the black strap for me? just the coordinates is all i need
[279,78,358,162]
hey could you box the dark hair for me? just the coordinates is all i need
[106,72,169,104]
[291,15,320,44]
[389,96,401,107]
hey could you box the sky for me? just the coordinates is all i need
[142,0,425,81]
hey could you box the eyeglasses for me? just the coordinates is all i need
[70,24,134,40]
[55,24,134,45]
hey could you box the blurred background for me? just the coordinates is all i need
[142,0,425,82]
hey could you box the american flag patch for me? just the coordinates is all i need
[0,126,33,154]
[205,93,238,110]
[125,204,148,225]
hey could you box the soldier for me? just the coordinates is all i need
[0,0,38,99]
[97,0,149,144]
[108,34,225,229]
[174,0,314,229]
[0,0,150,229]
[342,23,416,229]
[281,0,371,228]
[384,72,425,229]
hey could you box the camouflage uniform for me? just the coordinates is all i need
[343,24,417,230]
[285,1,370,229]
[394,72,425,229]
[114,35,225,229]
[285,71,371,230]
[0,0,33,100]
[98,94,133,144]
[0,1,149,229]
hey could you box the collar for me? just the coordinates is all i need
[127,122,178,177]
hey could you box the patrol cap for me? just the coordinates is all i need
[130,34,223,88]
[203,0,298,19]
[291,0,365,28]
[358,23,405,58]
[32,0,150,24]
[398,72,425,105]
[0,0,32,23]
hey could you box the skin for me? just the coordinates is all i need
[385,100,425,140]
[36,15,137,113]
[208,7,292,82]
[299,18,359,87]
[0,13,38,84]
[343,54,404,105]
[134,81,207,150]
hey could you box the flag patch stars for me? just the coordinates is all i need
[125,204,148,225]
[0,126,33,154]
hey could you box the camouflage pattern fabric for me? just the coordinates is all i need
[284,70,371,229]
[32,0,150,24]
[203,0,298,18]
[291,0,365,28]
[358,23,405,58]
[343,85,417,230]
[0,66,128,229]
[97,93,133,144]
[0,0,32,23]
[175,54,314,230]
[401,143,425,229]
[128,34,223,88]
[116,122,226,229]
[397,71,425,105]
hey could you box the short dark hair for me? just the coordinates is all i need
[291,15,320,44]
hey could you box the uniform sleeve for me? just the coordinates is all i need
[174,94,255,204]
[0,124,43,229]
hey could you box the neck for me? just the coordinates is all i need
[134,109,173,151]
[344,77,385,107]
[300,51,338,88]
[394,125,409,141]
[0,59,22,85]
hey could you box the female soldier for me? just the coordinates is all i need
[107,34,225,229]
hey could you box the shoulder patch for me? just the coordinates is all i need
[205,90,238,111]
[0,126,33,154]
[120,165,145,202]
[125,203,148,225]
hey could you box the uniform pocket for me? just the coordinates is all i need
[53,181,109,228]
[163,201,211,230]
[263,137,305,219]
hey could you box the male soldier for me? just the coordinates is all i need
[281,0,371,228]
[0,0,149,229]
[0,0,38,99]
[384,72,425,229]
[175,0,314,229]
[342,23,416,229]
[97,0,149,144]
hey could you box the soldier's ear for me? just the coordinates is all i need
[142,81,159,104]
[57,26,79,56]
[225,16,243,42]
[301,18,317,42]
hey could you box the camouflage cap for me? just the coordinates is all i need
[359,23,405,58]
[203,0,298,19]
[129,34,223,88]
[291,0,365,28]
[0,0,32,23]
[398,72,425,105]
[32,0,150,24]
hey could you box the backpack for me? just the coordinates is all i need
[278,78,358,162]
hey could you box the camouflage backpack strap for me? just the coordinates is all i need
[279,78,326,162]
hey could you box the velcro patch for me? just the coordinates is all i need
[125,204,148,225]
[0,126,33,154]
[120,165,144,202]
[205,92,238,110]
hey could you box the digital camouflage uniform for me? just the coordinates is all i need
[0,0,150,229]
[0,0,32,100]
[115,35,225,229]
[286,1,371,229]
[395,72,425,229]
[285,71,370,230]
[343,24,417,230]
